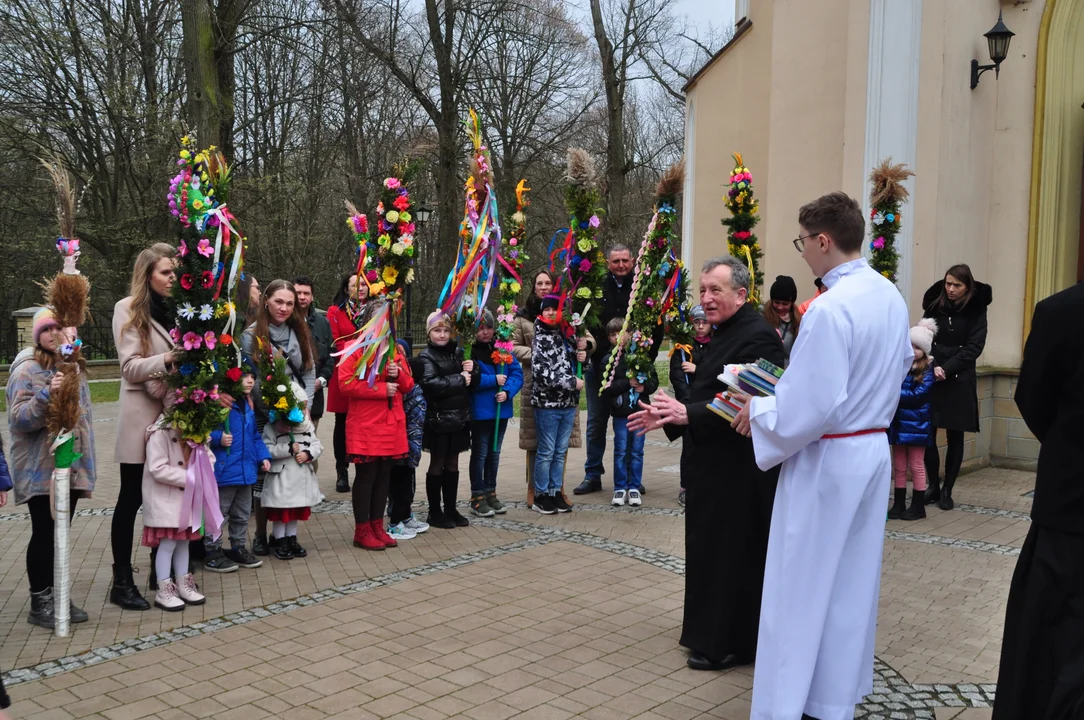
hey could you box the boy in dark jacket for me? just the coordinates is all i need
[601,318,658,507]
[468,310,524,517]
[205,361,272,571]
[669,304,712,507]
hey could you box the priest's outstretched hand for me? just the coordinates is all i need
[627,390,687,435]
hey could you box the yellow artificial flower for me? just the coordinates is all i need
[383,266,399,285]
[378,233,391,247]
[370,281,386,294]
[576,287,592,299]
[577,238,593,253]
[179,150,190,159]
[881,270,892,278]
[509,281,521,294]
[399,211,411,223]
[274,397,288,410]
[181,135,191,144]
[192,199,204,211]
[386,210,400,224]
[392,242,405,255]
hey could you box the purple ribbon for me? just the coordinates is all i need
[180,442,224,540]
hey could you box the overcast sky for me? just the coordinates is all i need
[675,0,734,40]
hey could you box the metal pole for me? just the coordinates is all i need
[53,464,70,637]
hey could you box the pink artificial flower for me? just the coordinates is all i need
[177,241,188,258]
[873,236,885,250]
[588,215,600,228]
[200,271,214,289]
[384,178,401,190]
[182,332,201,351]
[366,270,379,282]
[352,214,368,234]
[203,331,217,349]
[170,328,181,344]
[190,388,207,404]
[197,239,214,258]
[209,385,220,401]
[174,388,186,403]
[580,259,593,272]
[646,298,655,307]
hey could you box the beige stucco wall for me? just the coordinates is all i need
[910,0,1043,368]
[685,8,774,282]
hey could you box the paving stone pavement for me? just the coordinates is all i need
[0,401,1030,718]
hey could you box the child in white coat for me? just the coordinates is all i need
[261,382,323,560]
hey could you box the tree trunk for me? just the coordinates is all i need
[589,0,628,243]
[181,0,220,148]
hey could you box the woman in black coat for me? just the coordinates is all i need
[921,264,992,510]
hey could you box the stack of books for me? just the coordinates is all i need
[707,359,784,422]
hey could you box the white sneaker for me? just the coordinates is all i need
[628,489,642,507]
[387,522,417,540]
[177,573,205,605]
[404,514,430,534]
[612,490,627,507]
[154,579,185,612]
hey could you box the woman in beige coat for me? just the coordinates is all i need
[514,269,594,505]
[109,242,178,611]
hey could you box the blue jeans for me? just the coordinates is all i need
[469,419,508,494]
[534,408,576,496]
[584,365,610,482]
[612,418,645,491]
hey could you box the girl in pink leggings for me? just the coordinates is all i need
[887,319,938,521]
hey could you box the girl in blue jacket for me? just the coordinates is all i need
[468,310,524,517]
[888,319,938,521]
[205,362,272,571]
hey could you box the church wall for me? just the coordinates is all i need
[685,7,775,282]
[911,0,1042,369]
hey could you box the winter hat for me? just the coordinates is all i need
[540,294,560,312]
[910,318,938,359]
[426,310,451,333]
[689,305,707,321]
[479,309,495,328]
[770,275,798,303]
[32,308,60,345]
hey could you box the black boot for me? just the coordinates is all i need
[938,475,956,511]
[443,471,469,527]
[887,488,907,520]
[902,493,927,520]
[924,481,941,505]
[335,466,350,493]
[426,473,454,529]
[109,563,150,611]
[28,588,55,629]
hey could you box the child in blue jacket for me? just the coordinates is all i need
[387,340,430,540]
[468,310,524,517]
[888,319,937,521]
[205,361,272,571]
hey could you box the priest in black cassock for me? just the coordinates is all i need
[994,281,1084,719]
[630,256,783,671]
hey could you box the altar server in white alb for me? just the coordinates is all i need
[731,192,913,720]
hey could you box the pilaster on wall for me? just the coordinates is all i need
[863,0,922,303]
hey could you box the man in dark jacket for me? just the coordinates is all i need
[993,282,1084,720]
[576,244,634,495]
[294,277,333,430]
[629,256,783,672]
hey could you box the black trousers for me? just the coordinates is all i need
[334,412,348,472]
[111,463,144,565]
[924,429,964,487]
[994,524,1084,719]
[388,465,415,525]
[27,494,79,593]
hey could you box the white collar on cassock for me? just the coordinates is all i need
[823,257,869,289]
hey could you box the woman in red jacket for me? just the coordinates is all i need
[326,273,369,493]
[338,300,414,550]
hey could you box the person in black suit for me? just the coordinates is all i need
[993,282,1084,720]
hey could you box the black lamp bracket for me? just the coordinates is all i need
[970,59,999,90]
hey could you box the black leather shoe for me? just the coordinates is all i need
[924,482,941,505]
[686,652,752,671]
[252,534,270,556]
[109,563,150,611]
[938,491,954,511]
[573,479,602,495]
[335,468,350,493]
